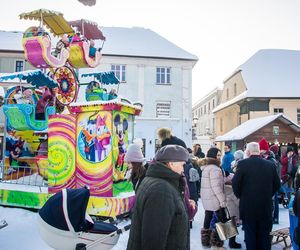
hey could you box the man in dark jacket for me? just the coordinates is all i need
[127,145,190,250]
[232,142,281,250]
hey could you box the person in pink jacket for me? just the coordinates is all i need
[199,147,226,248]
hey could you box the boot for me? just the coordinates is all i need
[229,236,241,249]
[201,229,212,248]
[210,229,224,248]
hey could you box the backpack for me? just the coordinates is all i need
[267,154,281,177]
[189,167,200,182]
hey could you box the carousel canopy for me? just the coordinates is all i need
[81,71,119,84]
[19,9,74,36]
[69,19,106,40]
[0,70,58,88]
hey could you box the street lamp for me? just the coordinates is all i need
[192,117,198,140]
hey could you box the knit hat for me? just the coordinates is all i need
[270,145,279,155]
[155,145,189,162]
[287,146,294,154]
[206,147,221,159]
[124,144,145,163]
[259,138,269,151]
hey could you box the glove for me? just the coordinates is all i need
[219,207,228,223]
[225,171,230,177]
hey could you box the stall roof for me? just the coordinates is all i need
[81,71,119,84]
[0,70,58,88]
[215,114,300,142]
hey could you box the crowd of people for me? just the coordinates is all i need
[122,127,300,250]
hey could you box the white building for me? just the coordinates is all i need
[192,87,222,139]
[0,27,198,159]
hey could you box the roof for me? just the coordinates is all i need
[98,27,198,60]
[0,28,198,61]
[215,49,300,112]
[212,91,247,113]
[238,49,300,98]
[0,31,24,51]
[193,86,222,109]
[215,114,300,142]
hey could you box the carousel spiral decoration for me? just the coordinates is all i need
[48,115,76,192]
[53,66,78,106]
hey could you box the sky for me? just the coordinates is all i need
[0,0,300,104]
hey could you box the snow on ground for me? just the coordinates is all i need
[0,202,291,250]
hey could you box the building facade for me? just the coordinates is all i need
[192,87,222,140]
[0,28,198,160]
[213,49,300,138]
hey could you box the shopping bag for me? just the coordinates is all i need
[215,208,238,241]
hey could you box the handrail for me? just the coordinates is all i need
[1,165,49,187]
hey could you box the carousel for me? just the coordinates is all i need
[0,9,142,220]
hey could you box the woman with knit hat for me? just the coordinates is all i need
[199,147,228,249]
[124,143,147,191]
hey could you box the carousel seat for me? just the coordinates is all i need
[23,34,69,68]
[68,40,102,68]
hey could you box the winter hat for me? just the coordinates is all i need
[206,147,221,159]
[124,144,145,163]
[270,145,279,155]
[287,146,294,154]
[259,137,269,151]
[155,145,189,162]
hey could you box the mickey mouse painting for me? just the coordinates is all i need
[113,114,128,173]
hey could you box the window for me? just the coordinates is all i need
[220,118,223,132]
[208,102,211,113]
[274,108,284,114]
[297,109,300,125]
[234,83,237,96]
[156,67,171,84]
[111,64,126,82]
[204,105,206,114]
[156,101,171,118]
[15,60,24,72]
[212,99,215,108]
[200,107,203,116]
[226,88,229,100]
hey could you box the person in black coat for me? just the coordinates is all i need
[127,145,190,250]
[232,142,281,250]
[158,127,187,149]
